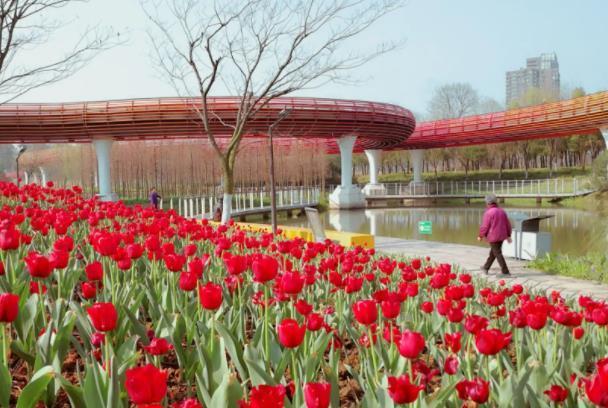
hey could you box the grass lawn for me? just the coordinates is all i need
[530,252,608,283]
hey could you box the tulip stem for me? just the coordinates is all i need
[368,326,378,382]
[0,324,6,366]
[291,350,299,406]
[38,288,47,328]
[264,285,270,369]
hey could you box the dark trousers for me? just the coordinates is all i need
[483,241,510,274]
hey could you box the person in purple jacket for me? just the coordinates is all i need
[478,194,513,275]
[149,187,161,210]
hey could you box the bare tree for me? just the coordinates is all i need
[0,0,117,103]
[142,0,404,222]
[427,82,479,120]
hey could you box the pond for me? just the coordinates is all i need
[283,206,607,257]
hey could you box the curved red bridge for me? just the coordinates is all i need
[0,97,415,153]
[0,92,607,151]
[401,90,608,150]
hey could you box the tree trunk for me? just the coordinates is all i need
[220,157,234,223]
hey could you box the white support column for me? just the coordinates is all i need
[410,149,424,184]
[362,149,386,196]
[39,167,47,185]
[601,127,608,150]
[329,135,366,209]
[92,139,116,201]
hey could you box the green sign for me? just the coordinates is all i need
[418,220,432,235]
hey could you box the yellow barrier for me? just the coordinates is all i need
[207,221,374,248]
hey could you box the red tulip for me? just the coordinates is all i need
[464,314,489,334]
[304,382,331,408]
[125,364,167,406]
[280,271,304,295]
[398,330,425,359]
[306,313,324,331]
[456,378,490,404]
[381,300,401,320]
[179,272,198,292]
[0,228,20,250]
[411,258,421,270]
[0,260,4,276]
[544,385,568,403]
[126,243,144,259]
[188,257,205,278]
[0,293,19,323]
[198,282,223,310]
[164,253,186,272]
[144,338,174,356]
[24,251,53,278]
[91,332,105,347]
[223,254,248,275]
[85,261,104,281]
[387,375,424,404]
[573,326,585,339]
[584,358,608,406]
[94,233,119,256]
[444,332,462,353]
[241,384,286,408]
[475,328,511,355]
[252,255,279,282]
[352,300,378,326]
[444,355,459,375]
[295,299,312,316]
[420,301,434,314]
[277,318,306,348]
[81,282,97,299]
[49,250,69,270]
[87,302,118,332]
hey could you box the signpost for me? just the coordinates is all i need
[418,220,432,235]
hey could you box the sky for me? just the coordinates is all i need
[14,0,608,116]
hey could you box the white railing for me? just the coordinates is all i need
[334,177,593,198]
[163,186,321,218]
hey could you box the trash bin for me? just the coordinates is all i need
[503,212,553,260]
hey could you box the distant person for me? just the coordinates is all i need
[149,188,161,210]
[213,199,223,222]
[478,194,512,275]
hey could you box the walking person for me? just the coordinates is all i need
[478,194,512,275]
[212,198,223,222]
[149,187,161,210]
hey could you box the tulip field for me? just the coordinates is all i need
[1,182,608,407]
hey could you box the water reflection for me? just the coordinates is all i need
[285,207,607,256]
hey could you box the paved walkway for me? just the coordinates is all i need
[375,236,608,300]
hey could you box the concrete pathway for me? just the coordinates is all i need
[375,236,608,300]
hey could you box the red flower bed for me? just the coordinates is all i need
[0,181,606,407]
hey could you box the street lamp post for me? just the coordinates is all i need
[15,145,27,187]
[268,108,291,235]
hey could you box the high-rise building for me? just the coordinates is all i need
[506,53,560,106]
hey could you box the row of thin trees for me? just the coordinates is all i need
[20,140,328,199]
